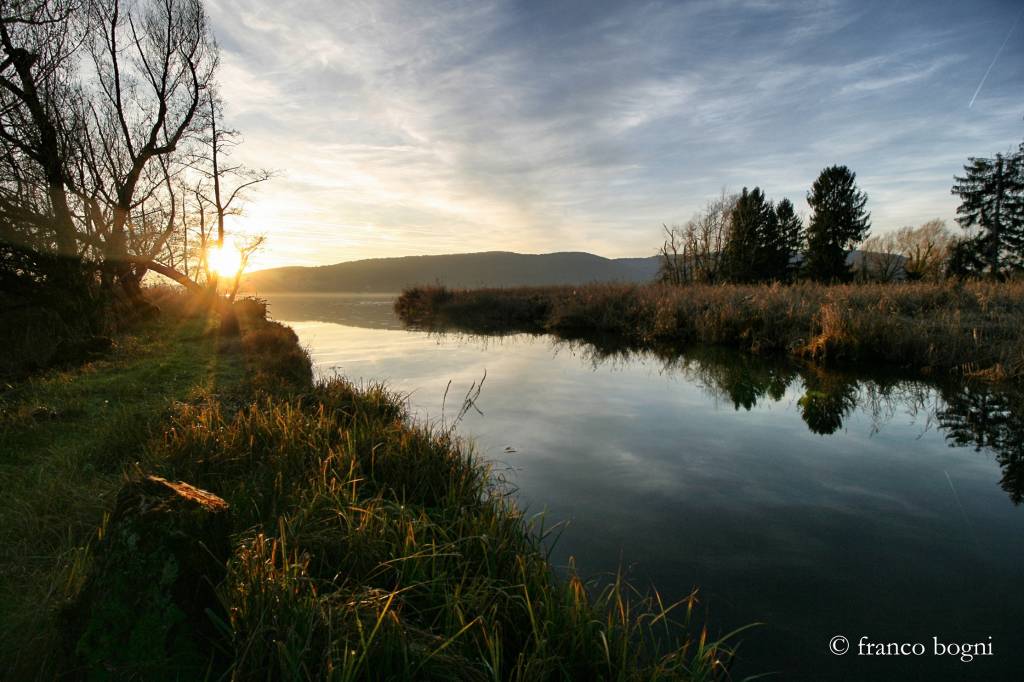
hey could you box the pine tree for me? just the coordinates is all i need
[803,165,870,282]
[770,198,803,281]
[723,187,775,282]
[950,142,1024,278]
[946,235,988,280]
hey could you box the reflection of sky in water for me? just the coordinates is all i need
[271,295,1024,682]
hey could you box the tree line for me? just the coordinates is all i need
[0,0,264,316]
[660,141,1024,285]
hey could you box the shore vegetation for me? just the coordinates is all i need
[395,280,1024,383]
[1,289,742,681]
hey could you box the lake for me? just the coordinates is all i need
[267,292,1024,681]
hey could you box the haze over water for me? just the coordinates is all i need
[268,293,1024,681]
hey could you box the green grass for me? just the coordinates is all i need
[1,291,744,680]
[395,281,1024,383]
[0,304,253,677]
[151,380,745,681]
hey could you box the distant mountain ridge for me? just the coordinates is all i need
[243,251,663,293]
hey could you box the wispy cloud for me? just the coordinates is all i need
[205,0,1024,267]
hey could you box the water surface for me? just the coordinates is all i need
[267,292,1024,681]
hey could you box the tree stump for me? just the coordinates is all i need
[65,475,232,680]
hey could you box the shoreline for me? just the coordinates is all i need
[394,281,1024,384]
[1,290,737,680]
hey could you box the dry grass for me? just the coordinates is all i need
[395,281,1024,382]
[148,379,745,681]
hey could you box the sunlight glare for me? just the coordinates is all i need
[208,244,244,278]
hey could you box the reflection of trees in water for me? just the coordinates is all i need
[559,336,1024,504]
[798,372,942,438]
[679,347,795,410]
[415,322,1024,504]
[570,340,799,409]
[677,349,862,435]
[797,370,859,435]
[936,385,1024,505]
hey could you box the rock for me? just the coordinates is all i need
[64,475,231,680]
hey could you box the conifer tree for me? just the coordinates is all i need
[803,165,870,282]
[950,142,1024,278]
[723,187,774,282]
[770,198,803,280]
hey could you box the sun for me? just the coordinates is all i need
[207,245,243,278]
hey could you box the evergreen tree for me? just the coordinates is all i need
[803,165,870,282]
[946,235,988,280]
[950,142,1024,278]
[723,187,774,282]
[770,198,803,280]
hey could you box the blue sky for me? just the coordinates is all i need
[206,0,1024,268]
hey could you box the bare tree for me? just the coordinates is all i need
[659,192,736,285]
[895,219,955,281]
[858,219,955,282]
[858,233,904,282]
[81,0,216,294]
[690,191,734,283]
[160,175,209,282]
[226,233,264,301]
[658,223,687,285]
[0,0,83,258]
[1,0,278,317]
[187,88,271,288]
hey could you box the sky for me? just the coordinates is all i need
[204,0,1024,269]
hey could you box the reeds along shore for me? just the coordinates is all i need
[394,281,1024,383]
[2,290,740,681]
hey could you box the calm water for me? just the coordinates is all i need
[268,293,1024,681]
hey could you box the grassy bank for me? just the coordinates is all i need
[0,292,310,678]
[1,290,739,680]
[395,281,1024,382]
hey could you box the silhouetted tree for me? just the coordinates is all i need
[803,165,870,282]
[188,90,272,290]
[83,0,217,296]
[772,198,803,281]
[658,223,686,285]
[0,0,219,300]
[723,187,775,282]
[946,235,989,280]
[950,142,1024,279]
[0,0,85,283]
[658,191,735,284]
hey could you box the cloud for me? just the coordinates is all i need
[205,0,1024,267]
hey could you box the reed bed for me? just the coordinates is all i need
[395,281,1024,382]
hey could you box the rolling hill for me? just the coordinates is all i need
[242,251,663,293]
